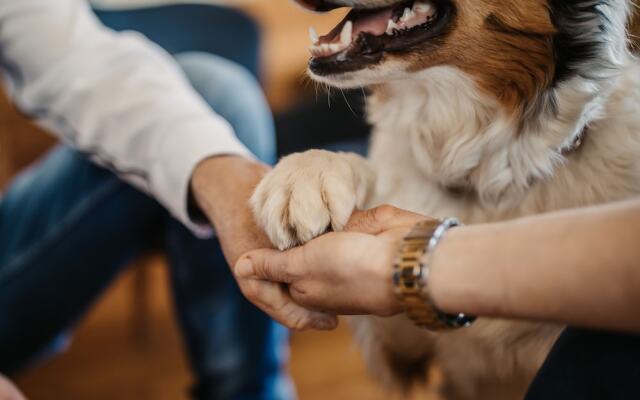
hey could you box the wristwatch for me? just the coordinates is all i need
[392,218,476,330]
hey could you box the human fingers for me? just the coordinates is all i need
[345,205,427,234]
[234,253,337,331]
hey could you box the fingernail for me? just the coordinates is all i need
[235,259,254,278]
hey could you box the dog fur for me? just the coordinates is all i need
[252,0,640,398]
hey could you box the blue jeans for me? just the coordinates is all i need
[0,52,292,400]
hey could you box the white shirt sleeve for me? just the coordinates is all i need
[0,0,254,235]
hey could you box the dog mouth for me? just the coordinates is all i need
[298,0,454,76]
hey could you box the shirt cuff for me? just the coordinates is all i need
[150,116,254,238]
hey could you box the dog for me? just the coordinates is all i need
[251,0,640,398]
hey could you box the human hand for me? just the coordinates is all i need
[234,205,429,327]
[191,155,336,330]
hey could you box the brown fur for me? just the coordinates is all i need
[631,4,640,53]
[392,0,557,115]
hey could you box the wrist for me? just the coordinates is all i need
[191,155,268,226]
[393,218,475,330]
[428,224,491,317]
[191,155,273,265]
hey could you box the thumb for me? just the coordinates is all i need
[235,248,301,284]
[345,205,426,234]
[234,249,337,331]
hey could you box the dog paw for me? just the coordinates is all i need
[251,149,373,250]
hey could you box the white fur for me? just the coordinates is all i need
[352,61,640,400]
[252,150,375,249]
[252,0,640,398]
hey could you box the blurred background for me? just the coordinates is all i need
[1,1,638,399]
[0,0,412,399]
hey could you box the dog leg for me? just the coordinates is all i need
[351,315,438,391]
[251,149,375,249]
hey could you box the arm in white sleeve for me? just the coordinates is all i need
[0,0,254,234]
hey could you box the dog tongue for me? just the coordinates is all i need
[350,8,395,37]
[318,7,394,44]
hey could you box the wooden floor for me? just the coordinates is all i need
[11,258,440,400]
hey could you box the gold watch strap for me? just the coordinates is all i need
[393,219,475,330]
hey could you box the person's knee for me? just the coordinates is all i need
[176,52,276,164]
[177,52,257,91]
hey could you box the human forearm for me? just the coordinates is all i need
[191,156,273,265]
[429,199,640,332]
[231,201,640,332]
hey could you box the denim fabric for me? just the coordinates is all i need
[0,52,292,400]
[95,4,261,80]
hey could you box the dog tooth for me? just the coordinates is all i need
[400,7,414,23]
[386,19,400,35]
[329,43,342,52]
[340,21,353,46]
[413,2,434,14]
[309,26,319,44]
